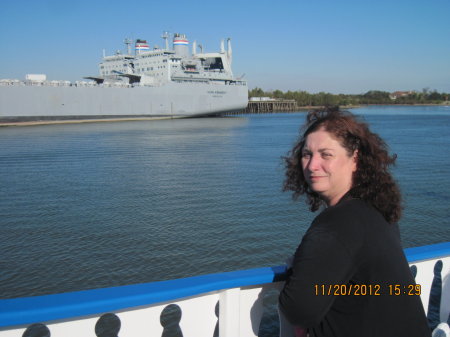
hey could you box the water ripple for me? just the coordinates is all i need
[0,110,449,299]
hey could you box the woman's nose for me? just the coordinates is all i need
[307,154,321,171]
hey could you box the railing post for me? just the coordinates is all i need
[219,288,240,337]
[239,286,266,337]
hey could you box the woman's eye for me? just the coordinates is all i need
[321,153,332,158]
[301,152,311,158]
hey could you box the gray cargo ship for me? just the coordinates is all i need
[0,33,248,123]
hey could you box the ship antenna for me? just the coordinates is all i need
[124,38,133,55]
[227,38,232,65]
[161,31,170,50]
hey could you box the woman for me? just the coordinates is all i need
[279,107,431,337]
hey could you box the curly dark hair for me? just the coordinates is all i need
[283,106,402,224]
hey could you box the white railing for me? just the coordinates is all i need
[1,242,449,337]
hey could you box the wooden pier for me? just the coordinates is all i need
[228,99,299,115]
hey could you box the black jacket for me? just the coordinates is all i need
[279,197,431,337]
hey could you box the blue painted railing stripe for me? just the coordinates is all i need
[0,242,449,328]
[404,241,450,262]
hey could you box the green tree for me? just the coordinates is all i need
[360,91,392,104]
[272,90,284,99]
[248,87,265,97]
[248,87,450,107]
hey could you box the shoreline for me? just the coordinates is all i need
[0,116,178,127]
[355,103,450,107]
[302,102,450,108]
[1,103,449,127]
[297,103,450,110]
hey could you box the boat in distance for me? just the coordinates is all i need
[0,33,248,124]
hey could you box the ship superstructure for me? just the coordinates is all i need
[0,33,248,123]
[93,33,236,87]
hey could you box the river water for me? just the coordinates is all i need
[1,106,449,305]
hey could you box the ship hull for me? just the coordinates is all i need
[0,82,248,122]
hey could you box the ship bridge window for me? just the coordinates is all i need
[203,57,224,70]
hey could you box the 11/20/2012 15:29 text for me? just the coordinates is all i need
[314,284,421,296]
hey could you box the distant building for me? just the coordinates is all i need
[390,91,414,100]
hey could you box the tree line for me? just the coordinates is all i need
[248,88,450,106]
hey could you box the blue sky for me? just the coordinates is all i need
[1,0,449,94]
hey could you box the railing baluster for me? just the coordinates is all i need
[219,288,240,337]
[238,286,266,337]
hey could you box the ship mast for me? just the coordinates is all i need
[161,31,169,50]
[124,38,133,55]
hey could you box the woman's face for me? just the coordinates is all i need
[301,127,357,206]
